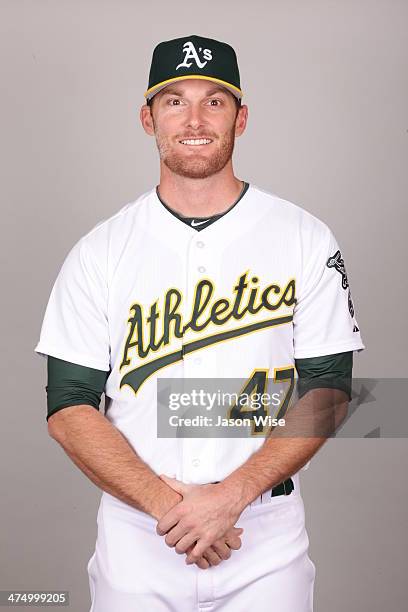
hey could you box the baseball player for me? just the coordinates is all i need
[35,34,365,611]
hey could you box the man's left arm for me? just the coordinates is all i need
[221,382,350,513]
[158,225,366,562]
[226,349,355,504]
[157,352,352,563]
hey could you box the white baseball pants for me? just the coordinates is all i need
[87,489,315,611]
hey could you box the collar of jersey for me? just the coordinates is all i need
[151,181,252,242]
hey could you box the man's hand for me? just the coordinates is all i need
[186,525,243,569]
[156,475,243,565]
[152,475,243,569]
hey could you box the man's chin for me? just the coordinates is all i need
[163,158,221,179]
[163,156,231,179]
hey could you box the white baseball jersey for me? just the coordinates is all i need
[35,183,365,611]
[35,183,364,485]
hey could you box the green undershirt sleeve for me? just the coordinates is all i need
[294,351,353,401]
[45,352,353,423]
[46,356,110,422]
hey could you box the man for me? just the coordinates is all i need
[35,34,365,611]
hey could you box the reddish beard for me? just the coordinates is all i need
[154,125,236,179]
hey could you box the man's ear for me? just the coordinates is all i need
[140,104,155,136]
[235,104,248,138]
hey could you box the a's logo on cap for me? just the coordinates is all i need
[176,41,213,71]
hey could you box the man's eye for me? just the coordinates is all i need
[208,99,222,106]
[168,99,181,105]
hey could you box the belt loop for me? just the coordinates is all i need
[283,480,287,495]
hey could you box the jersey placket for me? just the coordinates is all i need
[180,231,219,485]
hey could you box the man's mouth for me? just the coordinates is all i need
[179,138,213,146]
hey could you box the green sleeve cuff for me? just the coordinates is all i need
[294,351,353,401]
[46,356,110,422]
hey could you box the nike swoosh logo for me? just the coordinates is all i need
[191,219,210,227]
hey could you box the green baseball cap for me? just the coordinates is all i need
[144,34,243,102]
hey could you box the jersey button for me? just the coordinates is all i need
[192,458,200,467]
[196,241,205,248]
[198,266,206,273]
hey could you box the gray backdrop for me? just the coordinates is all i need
[1,0,407,610]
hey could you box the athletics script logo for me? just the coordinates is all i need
[176,41,213,70]
[119,272,296,395]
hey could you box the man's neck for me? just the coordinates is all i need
[157,165,244,217]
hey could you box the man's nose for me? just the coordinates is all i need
[184,103,206,129]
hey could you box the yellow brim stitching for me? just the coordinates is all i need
[144,74,243,98]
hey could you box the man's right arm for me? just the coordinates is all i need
[45,355,181,518]
[47,404,182,520]
[45,358,243,568]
